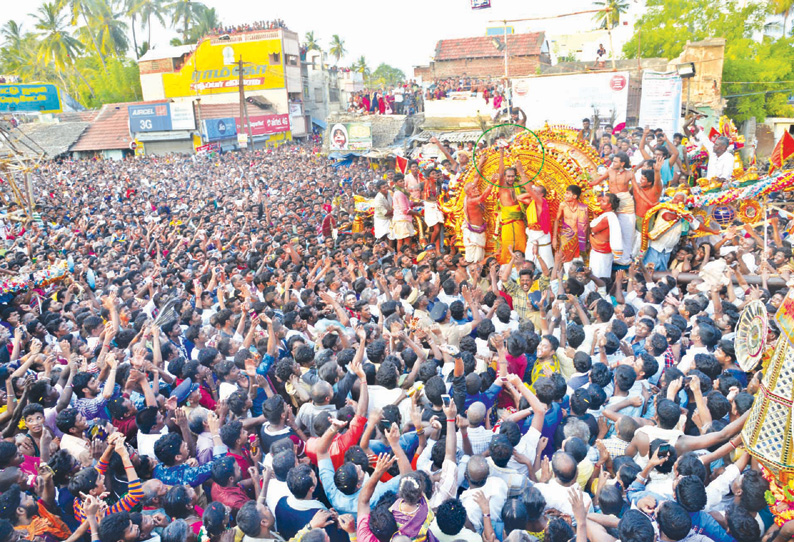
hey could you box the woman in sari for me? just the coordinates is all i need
[529,336,561,394]
[389,473,438,542]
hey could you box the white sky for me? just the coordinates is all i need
[1,0,625,75]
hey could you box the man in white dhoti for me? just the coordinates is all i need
[372,181,393,241]
[589,193,623,279]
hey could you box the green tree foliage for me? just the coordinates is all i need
[369,63,405,88]
[329,34,346,64]
[623,0,794,122]
[592,0,629,29]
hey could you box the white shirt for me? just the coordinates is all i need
[677,345,709,374]
[265,478,292,529]
[535,478,593,516]
[696,132,734,180]
[460,477,508,533]
[138,427,169,459]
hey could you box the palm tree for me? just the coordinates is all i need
[352,55,369,88]
[592,0,629,29]
[304,31,320,52]
[0,21,35,79]
[186,6,219,43]
[33,3,84,91]
[167,0,206,43]
[137,40,150,57]
[56,0,107,68]
[136,0,166,48]
[124,0,144,58]
[773,0,794,37]
[82,0,129,58]
[329,34,346,65]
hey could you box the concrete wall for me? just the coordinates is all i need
[140,73,167,101]
[669,38,725,114]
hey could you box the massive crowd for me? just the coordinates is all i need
[0,132,789,542]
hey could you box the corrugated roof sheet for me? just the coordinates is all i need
[139,44,196,62]
[435,32,544,61]
[4,122,91,158]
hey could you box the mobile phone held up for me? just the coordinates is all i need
[441,394,451,408]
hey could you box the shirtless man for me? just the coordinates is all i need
[589,193,623,279]
[633,157,664,253]
[552,185,589,269]
[496,147,527,263]
[462,179,494,263]
[589,152,634,266]
[514,160,552,271]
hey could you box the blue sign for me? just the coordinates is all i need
[128,103,172,133]
[203,117,237,142]
[0,84,62,113]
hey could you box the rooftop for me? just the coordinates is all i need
[139,44,196,62]
[4,121,91,158]
[434,32,545,62]
[71,102,148,152]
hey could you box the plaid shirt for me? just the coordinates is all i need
[664,346,676,369]
[502,275,549,323]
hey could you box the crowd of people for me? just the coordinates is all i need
[207,20,288,37]
[0,132,788,542]
[348,84,425,116]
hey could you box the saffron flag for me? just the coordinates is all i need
[395,155,408,174]
[769,131,794,174]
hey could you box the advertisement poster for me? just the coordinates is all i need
[128,102,196,133]
[203,118,237,141]
[330,123,372,151]
[638,71,683,136]
[472,0,491,9]
[511,72,630,128]
[0,84,62,113]
[235,114,290,137]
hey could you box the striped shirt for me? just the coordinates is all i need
[73,458,144,524]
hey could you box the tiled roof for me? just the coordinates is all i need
[197,103,242,120]
[71,102,138,152]
[435,32,544,61]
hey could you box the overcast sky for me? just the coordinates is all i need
[1,0,635,75]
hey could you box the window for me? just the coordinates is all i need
[329,88,339,103]
[269,52,281,65]
[314,87,323,103]
[286,55,299,66]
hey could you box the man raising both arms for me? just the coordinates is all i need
[589,152,634,267]
[496,146,527,263]
[515,159,553,271]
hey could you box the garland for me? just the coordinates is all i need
[761,463,794,526]
[0,261,69,296]
[639,202,691,252]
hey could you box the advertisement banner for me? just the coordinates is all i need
[471,0,491,8]
[0,84,62,114]
[203,117,237,141]
[235,114,290,136]
[638,71,683,136]
[128,103,172,133]
[511,72,630,128]
[329,123,372,151]
[161,38,285,98]
[170,102,196,130]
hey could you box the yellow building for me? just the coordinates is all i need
[138,27,308,148]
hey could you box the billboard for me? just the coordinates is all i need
[0,84,62,114]
[128,102,196,133]
[511,72,631,128]
[235,114,290,137]
[638,71,683,136]
[329,123,372,151]
[203,117,237,141]
[161,33,285,99]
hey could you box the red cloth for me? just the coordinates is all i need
[198,386,216,410]
[305,414,367,468]
[228,450,255,480]
[112,416,138,441]
[770,131,794,173]
[497,353,528,409]
[210,482,250,512]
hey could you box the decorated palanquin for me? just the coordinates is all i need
[440,125,605,259]
[742,333,794,525]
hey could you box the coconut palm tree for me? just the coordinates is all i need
[304,31,320,52]
[329,34,346,65]
[0,21,35,78]
[167,0,206,43]
[56,0,107,68]
[33,3,84,91]
[136,0,166,48]
[82,0,129,58]
[186,6,219,43]
[592,0,629,29]
[773,0,794,37]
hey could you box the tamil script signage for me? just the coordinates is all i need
[0,84,62,113]
[235,114,290,136]
[638,71,683,136]
[203,117,237,141]
[329,123,372,151]
[128,102,196,133]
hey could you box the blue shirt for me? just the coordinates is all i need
[153,445,227,486]
[318,457,401,517]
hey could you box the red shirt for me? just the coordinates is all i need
[497,353,528,409]
[112,415,138,441]
[210,482,250,512]
[228,450,255,480]
[305,415,367,469]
